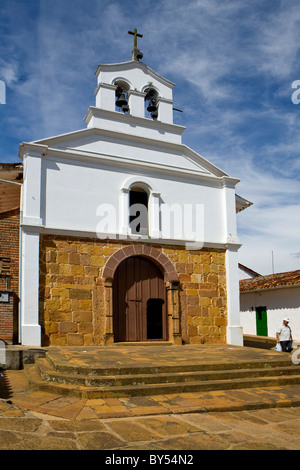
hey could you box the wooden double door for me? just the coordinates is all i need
[113,256,168,342]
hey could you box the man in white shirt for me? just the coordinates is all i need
[276,318,293,352]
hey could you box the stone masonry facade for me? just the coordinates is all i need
[39,235,227,347]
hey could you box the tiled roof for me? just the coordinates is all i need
[240,270,300,292]
[0,163,23,214]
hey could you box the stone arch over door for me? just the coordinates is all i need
[102,245,179,282]
[99,245,181,345]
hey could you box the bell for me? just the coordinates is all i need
[116,93,127,108]
[115,86,123,98]
[151,109,158,120]
[146,89,156,100]
[122,103,129,113]
[147,100,157,113]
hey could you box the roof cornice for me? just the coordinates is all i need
[19,141,233,185]
[20,125,240,184]
[84,106,185,136]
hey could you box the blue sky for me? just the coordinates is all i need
[0,0,299,275]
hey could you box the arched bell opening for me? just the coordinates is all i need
[114,79,131,113]
[144,86,159,120]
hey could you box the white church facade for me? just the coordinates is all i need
[18,39,247,348]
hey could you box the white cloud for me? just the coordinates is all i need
[238,202,300,275]
[257,5,300,79]
[0,60,18,86]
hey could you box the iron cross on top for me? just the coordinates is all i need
[128,28,143,61]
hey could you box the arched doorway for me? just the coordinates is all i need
[113,256,167,342]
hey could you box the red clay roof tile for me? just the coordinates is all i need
[240,270,300,292]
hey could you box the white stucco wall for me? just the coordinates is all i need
[34,154,234,247]
[240,286,300,341]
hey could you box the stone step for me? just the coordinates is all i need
[24,346,300,399]
[34,357,300,388]
[115,342,175,347]
[25,359,300,399]
[45,353,293,377]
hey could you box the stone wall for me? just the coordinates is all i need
[0,209,20,344]
[39,235,227,346]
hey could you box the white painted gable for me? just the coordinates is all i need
[32,128,227,179]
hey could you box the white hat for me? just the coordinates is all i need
[284,318,290,322]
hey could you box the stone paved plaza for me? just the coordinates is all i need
[1,344,300,450]
[1,391,300,450]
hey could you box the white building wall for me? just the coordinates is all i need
[43,156,227,245]
[240,287,300,341]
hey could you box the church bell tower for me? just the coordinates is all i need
[84,29,185,144]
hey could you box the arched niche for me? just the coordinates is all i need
[120,177,161,239]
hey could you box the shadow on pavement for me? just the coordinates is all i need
[0,369,13,400]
